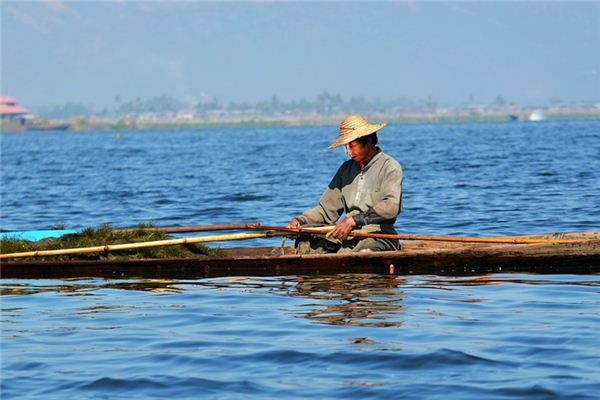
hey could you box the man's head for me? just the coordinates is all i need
[328,114,386,149]
[345,133,378,164]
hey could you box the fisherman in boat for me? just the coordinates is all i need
[286,114,403,253]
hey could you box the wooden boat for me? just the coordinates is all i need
[1,232,598,279]
[26,120,70,131]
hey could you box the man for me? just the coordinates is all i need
[287,114,403,253]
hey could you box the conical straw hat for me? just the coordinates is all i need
[328,115,387,149]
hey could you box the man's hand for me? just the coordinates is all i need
[286,218,300,229]
[327,216,356,240]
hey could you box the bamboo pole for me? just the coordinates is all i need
[0,232,278,259]
[243,224,585,244]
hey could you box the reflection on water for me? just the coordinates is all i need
[417,275,600,288]
[2,274,600,400]
[4,274,598,327]
[0,275,406,327]
[0,279,183,296]
[289,274,406,327]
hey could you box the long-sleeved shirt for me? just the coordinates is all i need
[296,148,403,233]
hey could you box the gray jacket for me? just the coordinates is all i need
[296,148,403,232]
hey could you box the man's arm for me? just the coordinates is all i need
[293,167,345,226]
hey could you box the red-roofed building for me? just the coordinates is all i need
[0,96,30,119]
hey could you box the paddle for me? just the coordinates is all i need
[0,224,259,242]
[242,224,585,245]
[115,224,253,234]
[121,223,584,244]
[119,223,585,244]
[0,231,284,259]
[1,223,586,259]
[4,222,588,245]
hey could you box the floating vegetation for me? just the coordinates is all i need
[0,224,223,261]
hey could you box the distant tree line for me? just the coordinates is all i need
[32,92,420,119]
[32,92,584,120]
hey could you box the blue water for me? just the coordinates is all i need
[2,275,600,399]
[1,120,600,398]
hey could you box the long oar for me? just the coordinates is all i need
[2,224,585,260]
[0,232,283,259]
[243,224,585,245]
[114,224,253,234]
[0,224,255,242]
[122,223,587,244]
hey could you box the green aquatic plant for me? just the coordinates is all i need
[0,224,224,261]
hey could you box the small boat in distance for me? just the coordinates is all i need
[528,110,545,121]
[27,120,70,131]
[508,109,546,122]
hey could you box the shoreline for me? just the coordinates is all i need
[1,110,599,133]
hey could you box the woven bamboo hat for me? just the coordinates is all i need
[328,115,387,149]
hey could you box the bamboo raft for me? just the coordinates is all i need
[1,230,598,279]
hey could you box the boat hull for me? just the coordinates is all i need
[2,237,599,279]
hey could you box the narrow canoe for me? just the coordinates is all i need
[1,232,599,279]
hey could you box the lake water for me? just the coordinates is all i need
[1,120,600,398]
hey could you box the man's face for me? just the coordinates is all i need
[344,139,371,164]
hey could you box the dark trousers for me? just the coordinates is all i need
[295,233,399,254]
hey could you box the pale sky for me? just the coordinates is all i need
[2,1,599,108]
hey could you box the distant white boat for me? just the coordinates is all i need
[528,110,545,121]
[509,110,546,122]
